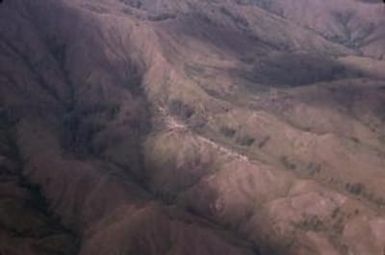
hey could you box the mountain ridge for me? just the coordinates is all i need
[1,0,385,254]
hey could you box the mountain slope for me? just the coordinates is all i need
[0,0,385,254]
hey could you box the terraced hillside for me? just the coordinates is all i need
[0,0,385,254]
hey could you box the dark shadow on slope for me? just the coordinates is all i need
[239,53,364,88]
[0,106,80,255]
[162,11,278,60]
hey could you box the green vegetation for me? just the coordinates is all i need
[345,182,365,196]
[236,135,255,146]
[220,126,236,138]
[280,156,297,170]
[168,99,195,120]
[297,215,325,232]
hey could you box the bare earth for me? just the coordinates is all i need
[0,0,385,254]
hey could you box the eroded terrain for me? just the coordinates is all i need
[0,0,385,254]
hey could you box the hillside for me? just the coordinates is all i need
[0,0,385,254]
